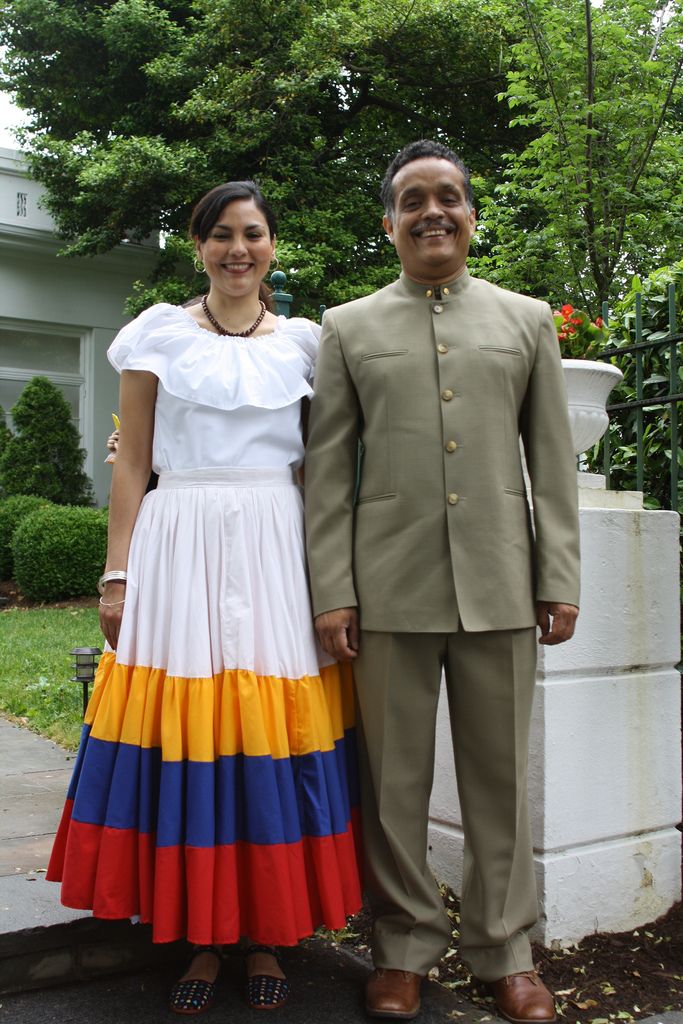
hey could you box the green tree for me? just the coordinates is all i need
[0,377,94,505]
[470,0,683,314]
[0,406,10,463]
[0,0,521,314]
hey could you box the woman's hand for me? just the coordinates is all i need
[99,581,127,650]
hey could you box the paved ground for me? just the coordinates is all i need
[1,716,681,1024]
[0,945,473,1024]
[0,716,481,1021]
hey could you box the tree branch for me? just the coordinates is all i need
[613,50,683,265]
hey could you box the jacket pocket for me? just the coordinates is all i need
[478,346,522,356]
[356,492,397,505]
[361,349,409,361]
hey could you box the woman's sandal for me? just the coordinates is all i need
[245,944,291,1010]
[169,945,222,1015]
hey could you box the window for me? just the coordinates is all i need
[0,324,86,432]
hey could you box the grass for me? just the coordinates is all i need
[0,606,101,749]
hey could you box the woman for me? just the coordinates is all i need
[47,181,362,1014]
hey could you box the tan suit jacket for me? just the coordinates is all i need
[305,269,580,632]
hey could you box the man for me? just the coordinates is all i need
[304,139,579,1023]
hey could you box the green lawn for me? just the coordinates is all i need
[0,607,101,749]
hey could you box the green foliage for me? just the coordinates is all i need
[0,0,521,315]
[588,260,683,512]
[13,505,108,602]
[0,607,101,749]
[470,0,683,312]
[0,494,54,579]
[0,406,10,465]
[553,304,610,359]
[0,377,94,505]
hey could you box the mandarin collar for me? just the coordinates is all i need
[397,267,470,300]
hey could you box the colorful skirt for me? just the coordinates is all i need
[47,467,362,945]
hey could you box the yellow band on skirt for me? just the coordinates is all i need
[86,653,356,762]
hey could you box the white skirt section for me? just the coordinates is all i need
[115,467,332,680]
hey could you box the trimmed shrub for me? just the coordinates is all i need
[0,495,54,580]
[0,377,94,505]
[13,505,108,602]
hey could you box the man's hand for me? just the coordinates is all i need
[315,607,360,662]
[537,601,579,645]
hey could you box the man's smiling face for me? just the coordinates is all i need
[383,157,476,284]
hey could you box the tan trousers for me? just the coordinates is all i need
[353,628,538,983]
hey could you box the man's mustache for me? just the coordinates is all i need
[410,221,455,235]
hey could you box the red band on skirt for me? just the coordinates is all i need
[47,800,362,945]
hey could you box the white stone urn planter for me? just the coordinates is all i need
[562,359,623,456]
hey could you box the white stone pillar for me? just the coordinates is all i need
[428,480,682,946]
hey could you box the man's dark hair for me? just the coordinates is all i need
[380,140,473,219]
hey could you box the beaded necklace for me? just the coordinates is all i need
[201,295,267,337]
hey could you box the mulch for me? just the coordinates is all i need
[339,891,683,1021]
[0,579,98,610]
[3,582,682,1019]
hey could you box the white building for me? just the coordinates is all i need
[0,146,158,505]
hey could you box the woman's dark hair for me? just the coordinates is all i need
[189,181,278,311]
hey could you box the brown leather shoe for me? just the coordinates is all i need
[491,971,557,1024]
[365,968,422,1019]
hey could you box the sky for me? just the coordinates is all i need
[0,91,27,149]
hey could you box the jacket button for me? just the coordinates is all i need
[448,493,459,505]
[441,389,453,401]
[437,344,448,354]
[445,440,457,452]
[433,304,443,314]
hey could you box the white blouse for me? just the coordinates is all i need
[107,303,320,473]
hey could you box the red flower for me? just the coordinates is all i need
[561,304,574,317]
[595,316,604,327]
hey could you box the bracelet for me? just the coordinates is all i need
[99,597,126,607]
[97,570,128,595]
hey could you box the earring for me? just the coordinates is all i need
[269,255,280,270]
[193,257,206,274]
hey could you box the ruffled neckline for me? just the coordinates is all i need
[108,303,319,412]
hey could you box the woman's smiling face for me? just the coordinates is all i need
[196,198,275,298]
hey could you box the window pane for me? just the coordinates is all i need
[0,379,81,429]
[0,330,81,373]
